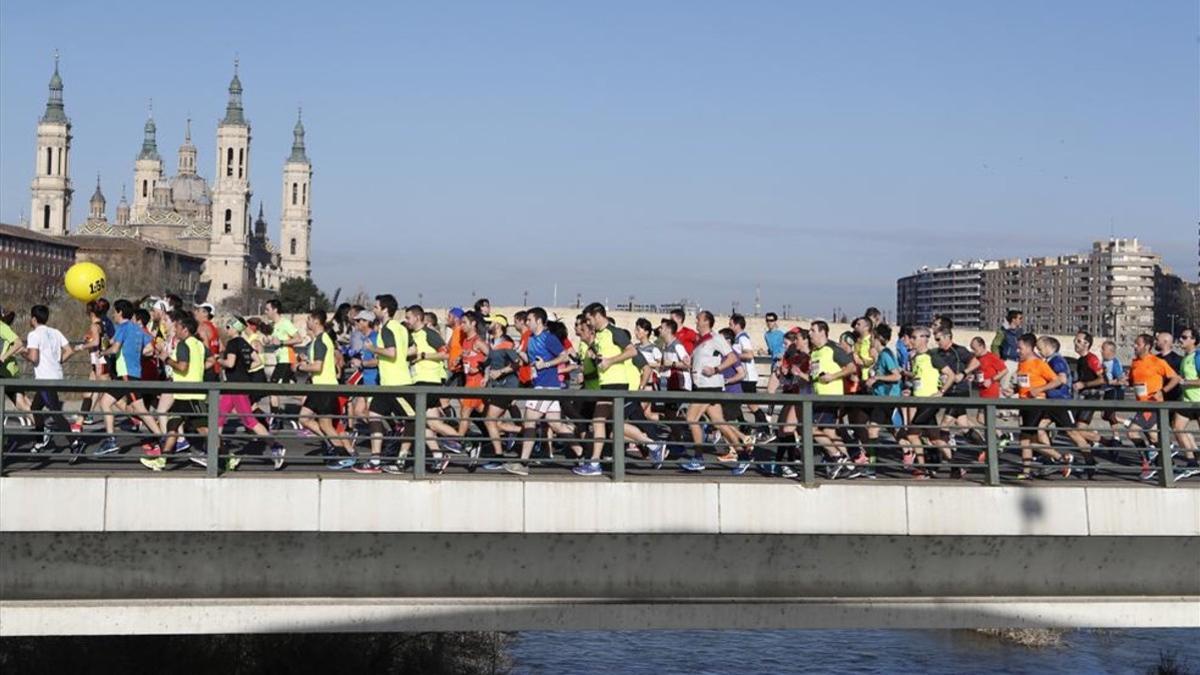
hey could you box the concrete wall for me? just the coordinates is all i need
[2,477,1197,536]
[2,478,1196,635]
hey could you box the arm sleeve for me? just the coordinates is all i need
[314,338,328,363]
[546,334,564,358]
[610,327,632,349]
[832,345,853,367]
[715,335,733,356]
[425,328,445,350]
[381,327,396,350]
[176,341,190,363]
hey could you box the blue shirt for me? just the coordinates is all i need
[871,347,902,397]
[763,329,785,367]
[526,330,565,388]
[113,321,148,378]
[358,330,379,385]
[895,340,911,371]
[1046,353,1073,399]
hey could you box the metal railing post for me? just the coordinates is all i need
[612,395,625,481]
[985,403,1000,486]
[1158,408,1174,488]
[801,399,815,486]
[0,385,7,473]
[413,391,427,480]
[205,387,220,478]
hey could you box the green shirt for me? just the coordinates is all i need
[0,321,19,377]
[1181,350,1199,403]
[272,318,299,364]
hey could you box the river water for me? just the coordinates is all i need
[511,629,1200,674]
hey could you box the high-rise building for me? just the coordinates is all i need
[898,238,1161,343]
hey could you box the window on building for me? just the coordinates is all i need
[302,183,307,205]
[238,148,244,178]
[57,148,62,175]
[226,148,234,177]
[290,238,296,255]
[292,183,298,205]
[46,148,52,175]
[224,209,232,234]
[43,205,51,230]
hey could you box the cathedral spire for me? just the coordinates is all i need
[222,57,245,126]
[41,50,67,124]
[139,100,159,160]
[288,106,309,163]
[178,114,197,175]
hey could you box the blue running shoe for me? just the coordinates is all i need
[731,462,750,476]
[326,456,356,470]
[572,462,602,476]
[681,458,706,472]
[481,461,505,471]
[93,436,120,456]
[175,437,192,453]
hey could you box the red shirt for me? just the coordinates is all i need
[975,351,1005,399]
[676,326,699,355]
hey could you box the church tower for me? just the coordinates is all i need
[86,174,107,225]
[280,108,312,280]
[132,104,162,220]
[115,185,130,227]
[30,54,72,235]
[207,60,253,304]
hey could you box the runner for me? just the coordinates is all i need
[730,313,769,440]
[193,303,221,381]
[862,322,901,478]
[671,308,698,355]
[296,310,355,469]
[681,311,750,473]
[95,299,162,457]
[145,315,207,470]
[1036,335,1095,474]
[763,327,810,478]
[763,312,785,372]
[932,327,981,476]
[479,314,524,471]
[991,310,1024,397]
[969,335,1008,464]
[900,327,948,479]
[217,316,284,470]
[510,307,579,475]
[407,304,458,470]
[264,298,303,429]
[1070,331,1107,475]
[20,305,82,457]
[346,310,378,428]
[808,320,853,478]
[360,294,415,474]
[1013,333,1075,480]
[1170,327,1199,480]
[1126,333,1181,481]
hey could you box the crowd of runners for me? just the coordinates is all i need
[0,294,1197,481]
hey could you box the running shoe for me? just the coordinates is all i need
[93,436,120,456]
[225,455,242,472]
[1014,472,1033,481]
[481,461,505,471]
[176,437,192,453]
[649,443,665,469]
[572,461,602,476]
[441,439,464,454]
[911,470,930,480]
[901,448,915,467]
[382,461,405,475]
[432,458,450,474]
[68,439,85,464]
[70,422,83,433]
[779,465,798,479]
[504,462,529,476]
[189,450,208,468]
[757,431,777,446]
[716,451,739,463]
[270,444,287,470]
[1060,452,1074,479]
[31,433,52,453]
[353,457,382,474]
[828,455,848,480]
[325,456,356,470]
[680,458,706,472]
[1177,467,1200,481]
[1140,465,1158,481]
[731,461,750,476]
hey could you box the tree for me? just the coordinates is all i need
[278,277,330,313]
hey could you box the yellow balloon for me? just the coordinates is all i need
[64,262,108,303]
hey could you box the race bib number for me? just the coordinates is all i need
[1134,383,1148,398]
[1017,374,1030,389]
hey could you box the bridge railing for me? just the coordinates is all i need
[0,378,1192,486]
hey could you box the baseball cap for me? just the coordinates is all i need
[786,326,803,336]
[448,307,464,319]
[354,309,377,323]
[490,314,509,329]
[152,299,171,313]
[195,302,216,315]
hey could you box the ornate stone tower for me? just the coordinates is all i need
[280,108,312,280]
[30,54,72,235]
[132,105,162,220]
[207,60,253,304]
[115,185,130,227]
[86,174,106,225]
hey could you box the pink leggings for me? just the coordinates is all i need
[218,394,262,430]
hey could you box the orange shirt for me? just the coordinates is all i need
[1130,354,1176,401]
[517,329,533,385]
[448,325,464,373]
[1016,358,1056,399]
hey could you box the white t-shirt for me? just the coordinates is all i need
[692,332,732,389]
[661,340,691,390]
[27,324,68,380]
[734,332,759,384]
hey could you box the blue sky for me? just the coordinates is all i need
[1,1,1195,315]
